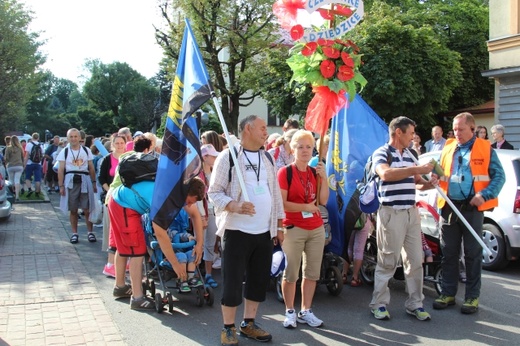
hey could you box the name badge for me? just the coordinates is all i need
[254,185,266,195]
[451,176,463,183]
[302,211,313,218]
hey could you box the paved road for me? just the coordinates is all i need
[1,193,519,345]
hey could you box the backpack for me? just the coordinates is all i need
[228,147,274,182]
[29,141,43,163]
[358,146,392,213]
[284,164,317,188]
[119,152,158,187]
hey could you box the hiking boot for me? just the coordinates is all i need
[371,306,390,320]
[283,310,297,329]
[221,326,238,346]
[239,321,272,342]
[297,309,323,327]
[130,296,156,310]
[113,284,132,298]
[433,295,456,309]
[461,297,479,314]
[406,307,431,321]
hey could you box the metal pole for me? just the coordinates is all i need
[210,95,249,202]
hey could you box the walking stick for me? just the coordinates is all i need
[405,148,492,256]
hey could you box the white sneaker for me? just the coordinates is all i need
[297,310,323,327]
[212,257,221,269]
[283,310,297,329]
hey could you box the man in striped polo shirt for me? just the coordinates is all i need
[369,116,437,322]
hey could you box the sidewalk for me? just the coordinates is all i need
[0,199,124,345]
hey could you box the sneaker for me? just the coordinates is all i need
[239,321,272,342]
[213,257,222,269]
[130,296,156,310]
[103,264,116,278]
[26,190,33,197]
[179,281,191,293]
[188,277,203,287]
[371,306,391,320]
[297,309,323,327]
[406,307,431,321]
[221,326,238,346]
[35,192,40,198]
[113,284,132,298]
[433,295,456,310]
[461,297,479,314]
[94,223,104,228]
[283,310,297,329]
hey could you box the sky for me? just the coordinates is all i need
[22,0,165,85]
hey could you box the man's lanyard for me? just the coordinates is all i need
[244,150,261,184]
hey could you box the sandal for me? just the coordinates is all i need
[351,278,362,287]
[87,232,97,243]
[70,234,79,244]
[205,276,218,288]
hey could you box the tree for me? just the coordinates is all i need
[349,2,463,129]
[156,0,277,133]
[82,60,160,132]
[0,0,45,133]
[256,44,313,121]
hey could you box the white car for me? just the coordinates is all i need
[417,149,520,271]
[0,166,12,221]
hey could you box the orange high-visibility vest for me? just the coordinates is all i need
[438,138,497,211]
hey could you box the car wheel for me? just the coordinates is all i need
[482,223,509,271]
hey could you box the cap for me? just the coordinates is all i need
[359,181,380,213]
[201,144,220,157]
[133,131,143,138]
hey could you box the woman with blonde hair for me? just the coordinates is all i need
[4,136,25,201]
[278,129,329,329]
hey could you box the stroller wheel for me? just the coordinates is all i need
[275,275,284,303]
[205,286,215,306]
[195,287,204,307]
[361,237,377,285]
[150,280,156,297]
[434,266,443,295]
[155,292,163,313]
[325,266,343,296]
[166,292,175,313]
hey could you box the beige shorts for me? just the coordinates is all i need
[282,225,325,282]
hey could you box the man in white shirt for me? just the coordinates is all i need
[209,115,285,346]
[57,128,98,244]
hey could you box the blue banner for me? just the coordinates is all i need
[325,94,389,255]
[151,19,212,229]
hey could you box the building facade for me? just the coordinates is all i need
[482,0,520,147]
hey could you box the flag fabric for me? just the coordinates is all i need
[151,19,212,230]
[325,94,389,256]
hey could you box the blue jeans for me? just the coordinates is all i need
[440,203,484,299]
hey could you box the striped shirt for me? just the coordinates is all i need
[372,144,417,209]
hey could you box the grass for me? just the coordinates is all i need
[18,190,46,202]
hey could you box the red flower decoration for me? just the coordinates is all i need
[323,46,340,59]
[337,65,354,81]
[290,25,304,40]
[320,60,336,79]
[341,52,355,68]
[317,8,333,20]
[301,42,318,56]
[272,0,306,30]
[336,5,353,17]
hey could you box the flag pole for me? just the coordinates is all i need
[405,148,492,256]
[210,94,249,202]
